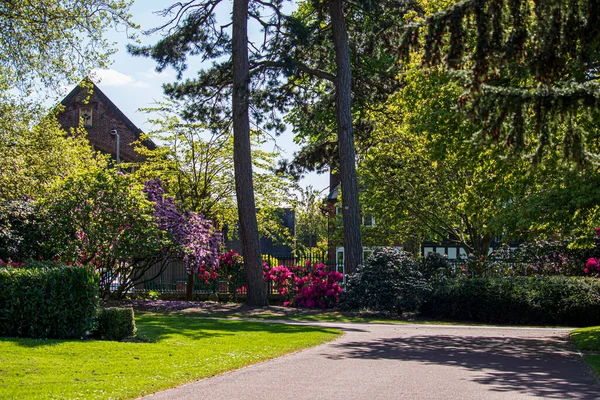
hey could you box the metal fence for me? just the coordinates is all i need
[133,252,336,294]
[132,252,560,294]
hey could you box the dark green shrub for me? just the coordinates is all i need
[421,276,600,326]
[420,252,454,281]
[94,307,136,340]
[0,264,99,338]
[341,248,431,314]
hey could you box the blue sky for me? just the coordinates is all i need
[85,0,330,193]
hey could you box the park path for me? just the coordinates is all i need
[142,322,599,400]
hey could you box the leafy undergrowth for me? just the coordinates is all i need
[0,314,340,399]
[570,326,600,376]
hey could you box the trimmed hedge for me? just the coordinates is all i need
[0,264,99,338]
[421,277,600,327]
[94,307,136,340]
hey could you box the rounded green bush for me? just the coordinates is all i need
[94,307,137,341]
[341,248,431,314]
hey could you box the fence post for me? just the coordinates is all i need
[186,271,194,300]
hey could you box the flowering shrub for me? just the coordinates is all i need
[219,250,245,294]
[584,258,600,277]
[263,262,343,308]
[295,264,344,308]
[0,259,25,268]
[38,168,171,298]
[144,180,221,284]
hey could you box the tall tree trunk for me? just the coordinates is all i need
[186,272,193,301]
[232,0,268,306]
[329,0,363,275]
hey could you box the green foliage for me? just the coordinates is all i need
[0,0,136,96]
[497,171,600,242]
[400,0,600,165]
[39,167,174,297]
[488,240,595,276]
[0,199,39,261]
[421,276,600,326]
[147,291,161,301]
[0,113,102,202]
[360,67,529,257]
[420,252,454,281]
[279,0,418,176]
[134,100,295,246]
[292,186,328,253]
[94,307,136,341]
[0,264,99,338]
[342,248,431,314]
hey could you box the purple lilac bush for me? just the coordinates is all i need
[144,180,221,283]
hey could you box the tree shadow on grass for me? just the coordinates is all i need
[328,334,600,399]
[570,329,600,351]
[136,314,342,342]
[1,314,340,348]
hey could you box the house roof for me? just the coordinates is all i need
[60,79,156,150]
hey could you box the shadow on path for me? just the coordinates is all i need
[328,334,599,399]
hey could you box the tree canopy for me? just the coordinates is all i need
[134,100,296,245]
[0,0,136,96]
[399,0,600,165]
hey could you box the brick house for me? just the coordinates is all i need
[57,79,155,163]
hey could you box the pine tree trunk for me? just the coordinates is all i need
[232,0,268,306]
[329,0,363,275]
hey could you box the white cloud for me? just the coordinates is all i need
[91,68,149,88]
[139,67,175,81]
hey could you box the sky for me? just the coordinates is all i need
[84,0,330,193]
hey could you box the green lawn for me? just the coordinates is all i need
[0,314,341,399]
[570,326,600,376]
[192,311,551,327]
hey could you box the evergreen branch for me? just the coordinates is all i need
[250,60,336,82]
[480,81,600,102]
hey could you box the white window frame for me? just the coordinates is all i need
[362,213,376,227]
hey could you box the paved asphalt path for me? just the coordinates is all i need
[143,321,599,400]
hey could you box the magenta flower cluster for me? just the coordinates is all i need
[218,250,244,280]
[263,262,344,308]
[585,258,600,277]
[0,259,24,268]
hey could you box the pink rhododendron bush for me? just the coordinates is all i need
[263,262,343,308]
[218,250,245,295]
[584,257,600,277]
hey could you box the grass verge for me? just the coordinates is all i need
[570,326,600,376]
[181,310,547,327]
[0,313,341,399]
